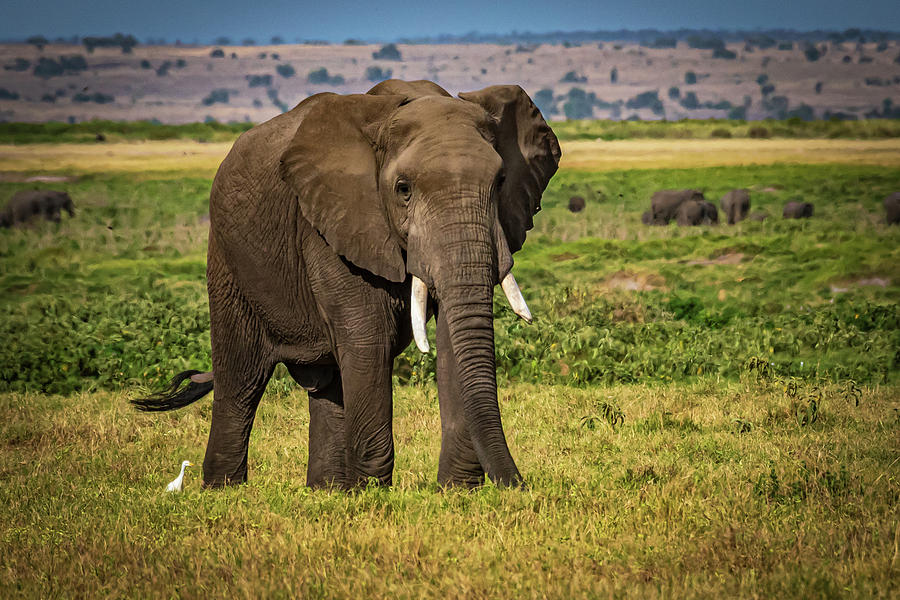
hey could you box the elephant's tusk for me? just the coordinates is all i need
[501,272,532,323]
[411,276,430,352]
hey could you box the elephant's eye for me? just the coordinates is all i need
[396,180,411,201]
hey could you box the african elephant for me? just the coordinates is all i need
[1,189,74,227]
[783,201,814,219]
[641,210,666,226]
[676,199,719,226]
[885,192,900,224]
[720,189,750,224]
[133,80,561,490]
[568,195,585,213]
[650,189,706,224]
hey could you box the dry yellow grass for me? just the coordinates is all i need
[560,138,900,170]
[3,138,900,176]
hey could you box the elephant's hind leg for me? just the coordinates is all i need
[203,257,275,488]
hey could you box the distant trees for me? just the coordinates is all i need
[668,86,680,99]
[372,44,402,60]
[33,55,87,78]
[246,74,272,87]
[83,34,137,54]
[210,48,225,58]
[560,71,587,83]
[610,67,618,83]
[26,35,48,51]
[684,71,697,85]
[365,66,392,82]
[712,48,737,59]
[270,36,284,45]
[307,68,344,85]
[562,88,593,119]
[72,91,114,104]
[4,58,31,72]
[0,88,20,100]
[625,90,664,115]
[276,64,295,78]
[533,88,557,117]
[202,89,231,106]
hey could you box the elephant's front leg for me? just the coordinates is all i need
[338,347,395,487]
[435,306,486,488]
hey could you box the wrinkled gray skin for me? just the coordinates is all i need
[650,189,706,224]
[720,189,751,224]
[135,80,560,490]
[783,201,814,219]
[1,190,74,227]
[676,199,719,226]
[568,196,585,213]
[885,192,900,225]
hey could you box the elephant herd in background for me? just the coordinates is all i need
[0,190,75,227]
[639,188,812,227]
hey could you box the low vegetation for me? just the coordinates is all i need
[0,132,897,597]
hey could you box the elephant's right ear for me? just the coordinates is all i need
[279,93,408,283]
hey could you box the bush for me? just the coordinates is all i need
[307,68,343,85]
[777,42,793,50]
[625,90,664,115]
[533,88,557,117]
[201,89,231,106]
[710,128,732,138]
[610,67,618,84]
[560,71,587,83]
[645,37,677,49]
[26,35,48,51]
[83,33,137,54]
[804,45,821,62]
[687,35,724,50]
[684,71,697,85]
[365,65,392,82]
[562,88,593,120]
[72,92,114,104]
[668,86,680,99]
[0,88,20,100]
[210,48,225,58]
[372,43,402,61]
[33,55,88,78]
[4,58,30,72]
[757,74,769,85]
[815,82,823,94]
[712,47,737,59]
[727,106,747,119]
[679,92,700,109]
[761,84,775,96]
[267,88,288,113]
[748,126,771,138]
[276,64,295,78]
[140,59,151,69]
[40,93,56,103]
[155,61,171,77]
[175,59,186,69]
[245,74,272,87]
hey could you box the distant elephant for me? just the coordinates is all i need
[720,189,750,224]
[783,201,814,219]
[1,189,74,227]
[568,195,585,212]
[650,189,706,224]
[676,199,719,226]
[885,192,900,225]
[749,211,768,222]
[133,80,561,490]
[641,210,666,225]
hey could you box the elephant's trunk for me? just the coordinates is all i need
[421,193,521,487]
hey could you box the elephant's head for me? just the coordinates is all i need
[279,80,560,485]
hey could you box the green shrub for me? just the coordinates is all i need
[276,64,295,78]
[372,43,401,61]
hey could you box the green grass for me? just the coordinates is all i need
[1,380,897,597]
[1,118,898,144]
[1,149,898,597]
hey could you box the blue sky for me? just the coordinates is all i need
[3,0,899,43]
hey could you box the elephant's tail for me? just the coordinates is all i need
[131,370,214,412]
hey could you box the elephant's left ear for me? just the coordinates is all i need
[459,85,561,253]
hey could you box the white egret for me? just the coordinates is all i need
[166,460,194,492]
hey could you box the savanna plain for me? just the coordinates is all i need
[1,123,899,598]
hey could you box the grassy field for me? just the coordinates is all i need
[1,135,898,597]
